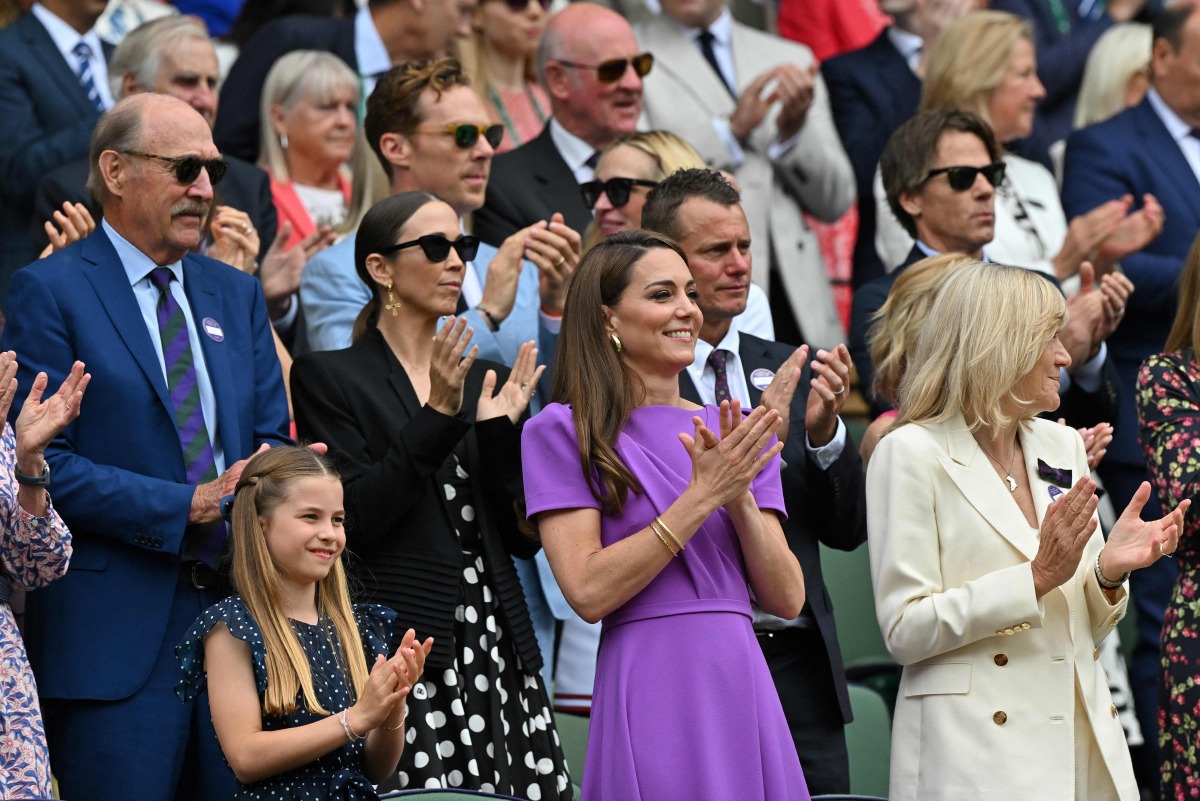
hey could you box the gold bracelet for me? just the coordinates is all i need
[655,516,685,553]
[650,519,679,557]
[383,706,408,731]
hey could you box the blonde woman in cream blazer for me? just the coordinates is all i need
[867,262,1186,801]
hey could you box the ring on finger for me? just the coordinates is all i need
[833,384,846,395]
[553,256,565,268]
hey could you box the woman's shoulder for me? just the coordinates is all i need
[353,603,398,657]
[525,402,574,431]
[1142,349,1199,377]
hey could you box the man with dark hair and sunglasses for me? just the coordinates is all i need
[850,108,1125,428]
[473,2,649,244]
[0,92,291,801]
[634,0,854,353]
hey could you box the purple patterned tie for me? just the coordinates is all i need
[708,348,733,406]
[147,268,222,566]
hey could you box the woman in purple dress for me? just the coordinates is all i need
[522,230,810,801]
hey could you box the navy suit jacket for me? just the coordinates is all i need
[473,124,593,246]
[213,14,357,163]
[0,13,113,303]
[822,29,921,287]
[679,332,867,722]
[1062,97,1200,467]
[2,227,291,700]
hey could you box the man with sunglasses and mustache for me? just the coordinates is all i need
[474,3,650,244]
[1,93,291,801]
[850,109,1125,429]
[634,0,854,353]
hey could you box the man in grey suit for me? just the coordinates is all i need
[635,0,854,350]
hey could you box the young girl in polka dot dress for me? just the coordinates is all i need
[176,446,432,800]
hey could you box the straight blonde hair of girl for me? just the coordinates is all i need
[895,261,1067,433]
[229,446,369,716]
[921,11,1034,126]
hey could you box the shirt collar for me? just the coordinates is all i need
[689,319,742,375]
[31,3,103,64]
[886,25,923,69]
[665,7,733,46]
[1146,87,1193,145]
[549,118,600,179]
[914,239,991,263]
[354,4,391,80]
[104,219,184,288]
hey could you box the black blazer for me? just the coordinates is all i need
[291,327,542,671]
[31,155,277,261]
[679,332,867,723]
[473,124,593,246]
[822,29,921,287]
[213,15,358,163]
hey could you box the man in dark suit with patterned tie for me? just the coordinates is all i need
[0,0,113,306]
[643,167,866,796]
[3,93,291,801]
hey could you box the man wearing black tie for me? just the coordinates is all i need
[642,168,866,796]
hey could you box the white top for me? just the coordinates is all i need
[292,183,348,231]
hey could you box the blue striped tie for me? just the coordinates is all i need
[148,268,223,567]
[72,41,104,112]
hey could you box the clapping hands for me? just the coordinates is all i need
[476,341,545,425]
[350,628,434,735]
[0,353,91,465]
[681,400,783,510]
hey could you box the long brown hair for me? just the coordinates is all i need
[229,446,368,716]
[1166,232,1200,354]
[551,230,689,514]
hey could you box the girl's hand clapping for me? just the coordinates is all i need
[348,629,433,735]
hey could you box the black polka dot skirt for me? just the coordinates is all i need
[394,548,572,800]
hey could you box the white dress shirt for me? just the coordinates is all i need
[1146,87,1200,186]
[31,2,114,110]
[354,4,390,102]
[549,119,600,184]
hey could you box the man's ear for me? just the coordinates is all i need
[543,62,574,103]
[379,132,413,172]
[897,188,923,222]
[120,72,140,99]
[97,150,126,198]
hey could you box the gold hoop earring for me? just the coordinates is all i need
[610,333,622,353]
[385,282,401,317]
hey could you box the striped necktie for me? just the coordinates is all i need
[72,41,104,111]
[147,268,223,567]
[708,348,734,406]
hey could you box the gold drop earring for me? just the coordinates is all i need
[610,333,622,353]
[385,282,401,317]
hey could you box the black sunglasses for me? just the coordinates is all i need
[924,161,1006,192]
[418,124,504,150]
[495,0,552,11]
[556,52,654,84]
[120,149,229,186]
[581,176,659,208]
[380,233,481,262]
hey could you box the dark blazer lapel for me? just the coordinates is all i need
[736,334,775,408]
[678,368,703,405]
[371,329,423,418]
[1134,100,1200,216]
[183,257,240,451]
[871,34,921,119]
[19,14,94,115]
[529,126,581,209]
[79,230,175,418]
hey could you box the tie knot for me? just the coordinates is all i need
[708,348,732,370]
[73,40,93,60]
[697,28,716,46]
[147,267,174,290]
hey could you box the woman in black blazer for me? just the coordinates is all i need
[291,192,570,799]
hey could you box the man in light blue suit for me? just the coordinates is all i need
[1062,4,1200,784]
[2,94,291,801]
[299,57,579,680]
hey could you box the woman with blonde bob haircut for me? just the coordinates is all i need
[868,261,1187,801]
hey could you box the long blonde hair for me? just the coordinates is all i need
[229,446,368,716]
[922,11,1033,127]
[896,262,1066,433]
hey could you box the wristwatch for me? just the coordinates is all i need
[14,462,50,488]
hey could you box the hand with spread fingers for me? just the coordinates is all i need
[476,340,545,424]
[681,401,784,510]
[427,317,478,418]
[208,206,260,273]
[1100,481,1189,580]
[805,344,852,447]
[38,202,96,259]
[259,222,338,319]
[759,344,806,443]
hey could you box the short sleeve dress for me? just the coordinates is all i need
[522,403,810,801]
[176,596,396,800]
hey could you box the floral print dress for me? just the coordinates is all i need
[1136,350,1200,800]
[0,423,71,799]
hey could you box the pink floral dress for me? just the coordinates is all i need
[1136,350,1200,801]
[0,423,70,799]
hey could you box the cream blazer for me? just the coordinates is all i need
[867,415,1136,801]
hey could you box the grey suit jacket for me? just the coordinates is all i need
[635,13,855,349]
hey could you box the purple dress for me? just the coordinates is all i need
[523,403,809,801]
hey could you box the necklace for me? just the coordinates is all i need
[978,438,1020,492]
[487,83,548,149]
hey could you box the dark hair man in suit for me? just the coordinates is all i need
[643,167,865,797]
[3,93,291,801]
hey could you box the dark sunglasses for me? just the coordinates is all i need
[418,123,504,150]
[380,233,481,262]
[924,161,1006,192]
[120,149,229,186]
[556,52,654,84]
[494,0,552,11]
[581,176,659,208]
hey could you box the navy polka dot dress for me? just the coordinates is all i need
[176,596,396,800]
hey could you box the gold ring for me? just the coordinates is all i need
[242,224,252,235]
[554,256,565,268]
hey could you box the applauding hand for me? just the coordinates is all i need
[681,401,783,510]
[427,317,478,417]
[476,341,545,424]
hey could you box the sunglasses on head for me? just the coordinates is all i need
[418,123,505,150]
[380,233,481,262]
[924,161,1006,192]
[494,0,552,11]
[556,52,654,84]
[581,176,659,208]
[120,149,229,186]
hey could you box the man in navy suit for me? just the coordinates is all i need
[643,168,866,796]
[822,0,975,287]
[0,0,113,306]
[214,0,472,162]
[1063,5,1200,783]
[3,93,291,801]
